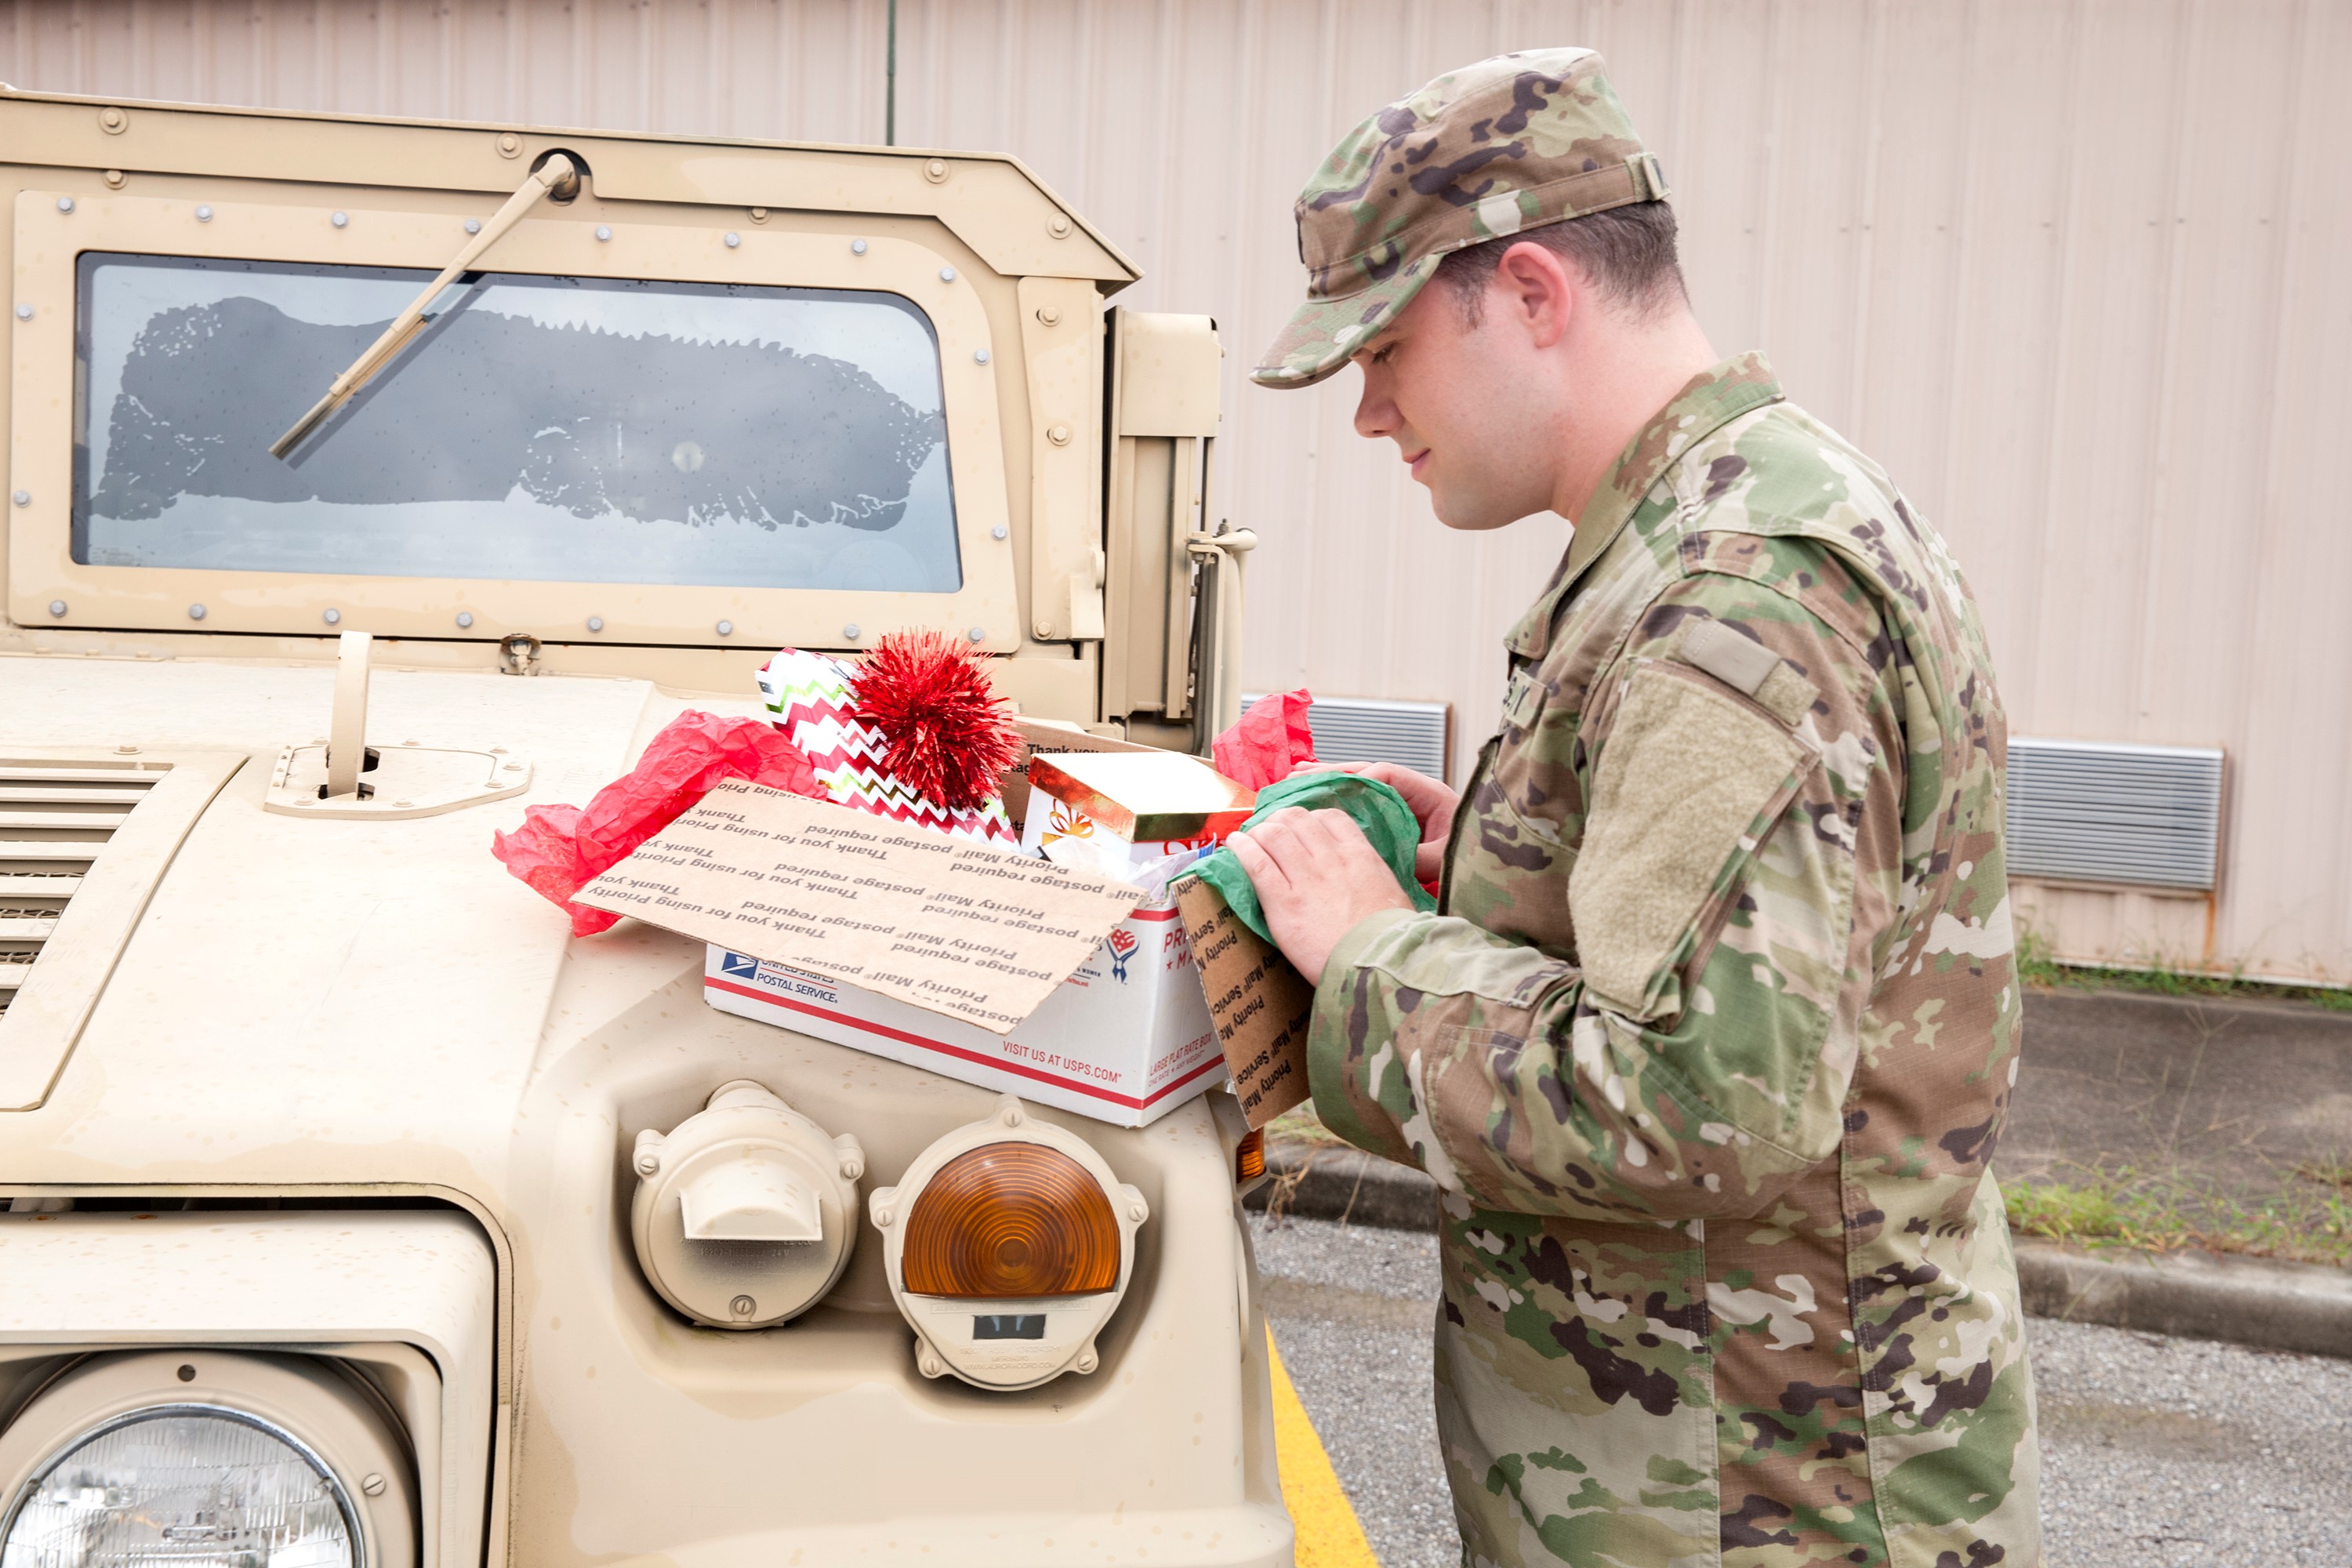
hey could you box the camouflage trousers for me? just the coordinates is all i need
[1430,1178,2042,1568]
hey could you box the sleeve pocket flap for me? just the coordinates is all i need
[1570,662,1816,1018]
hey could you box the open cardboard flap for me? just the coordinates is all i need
[1171,876,1314,1129]
[575,779,1144,1034]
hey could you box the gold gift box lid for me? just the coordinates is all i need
[1025,751,1258,843]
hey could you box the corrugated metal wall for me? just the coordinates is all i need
[7,0,2350,984]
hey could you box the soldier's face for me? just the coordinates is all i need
[1349,276,1566,532]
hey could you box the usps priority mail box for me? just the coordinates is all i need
[702,897,1225,1128]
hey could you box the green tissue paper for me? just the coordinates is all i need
[1178,772,1436,945]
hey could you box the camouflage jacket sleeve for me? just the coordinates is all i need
[1307,561,1903,1224]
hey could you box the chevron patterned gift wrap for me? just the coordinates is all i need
[756,648,1016,844]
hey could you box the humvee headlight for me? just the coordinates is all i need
[871,1096,1147,1391]
[2,1410,354,1568]
[0,1351,414,1568]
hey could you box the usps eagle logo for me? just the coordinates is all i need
[1105,927,1139,982]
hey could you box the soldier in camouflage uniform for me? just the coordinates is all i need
[1229,49,2040,1568]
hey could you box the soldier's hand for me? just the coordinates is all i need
[1227,807,1414,985]
[1287,760,1458,882]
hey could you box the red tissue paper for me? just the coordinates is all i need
[492,710,822,937]
[1213,688,1318,790]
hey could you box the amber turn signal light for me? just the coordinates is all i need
[902,1142,1120,1298]
[1236,1127,1266,1182]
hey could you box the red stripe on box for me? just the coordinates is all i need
[1129,906,1181,923]
[705,975,1223,1108]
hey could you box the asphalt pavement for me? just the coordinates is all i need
[1251,1210,2352,1568]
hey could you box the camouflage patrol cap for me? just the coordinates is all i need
[1253,48,1668,390]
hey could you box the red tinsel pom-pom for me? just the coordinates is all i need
[848,630,1022,813]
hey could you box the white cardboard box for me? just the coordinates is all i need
[702,894,1226,1127]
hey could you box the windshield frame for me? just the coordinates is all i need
[10,187,1021,651]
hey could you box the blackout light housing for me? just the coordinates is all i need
[869,1095,1148,1391]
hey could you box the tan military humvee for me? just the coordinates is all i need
[0,87,1290,1568]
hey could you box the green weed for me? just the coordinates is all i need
[2002,1165,2352,1270]
[2010,916,2351,1013]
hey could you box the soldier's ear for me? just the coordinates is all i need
[1490,240,1577,350]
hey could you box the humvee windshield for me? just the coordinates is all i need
[73,253,961,592]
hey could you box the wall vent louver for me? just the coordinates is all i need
[2003,738,2225,892]
[0,764,162,1023]
[1242,695,1452,783]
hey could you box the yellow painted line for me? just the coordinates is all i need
[1269,1329,1381,1568]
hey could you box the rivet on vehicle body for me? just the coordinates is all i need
[1047,423,1071,445]
[595,226,612,241]
[322,608,341,625]
[724,232,741,248]
[176,1363,195,1381]
[750,206,769,223]
[1036,306,1061,326]
[974,348,990,365]
[990,524,1007,540]
[586,615,604,632]
[1034,619,1053,638]
[939,266,956,282]
[331,211,349,228]
[464,218,482,235]
[14,305,31,320]
[11,489,27,505]
[716,619,734,636]
[456,612,474,628]
[496,132,523,158]
[55,197,74,214]
[47,600,66,617]
[100,106,128,133]
[730,1294,757,1318]
[924,158,949,183]
[842,622,862,640]
[103,169,125,189]
[116,744,140,755]
[194,205,213,222]
[361,1475,387,1497]
[967,627,985,644]
[851,238,868,255]
[1047,214,1071,238]
[188,604,206,620]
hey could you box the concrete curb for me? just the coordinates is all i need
[1247,1139,2352,1361]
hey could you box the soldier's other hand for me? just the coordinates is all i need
[1226,807,1414,985]
[1285,760,1458,882]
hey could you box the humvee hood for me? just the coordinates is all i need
[0,655,735,1178]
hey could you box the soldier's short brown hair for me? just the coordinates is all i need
[1436,201,1686,325]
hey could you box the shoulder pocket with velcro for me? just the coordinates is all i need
[1568,657,1819,1021]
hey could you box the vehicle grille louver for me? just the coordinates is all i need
[0,766,161,1022]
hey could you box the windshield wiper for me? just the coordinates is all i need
[269,152,579,460]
